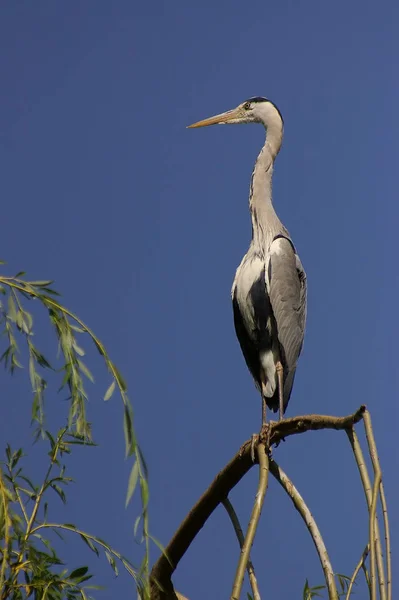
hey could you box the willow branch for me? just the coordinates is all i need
[231,443,268,600]
[379,481,391,600]
[363,411,389,600]
[269,459,338,600]
[346,427,386,600]
[345,544,369,600]
[150,406,365,598]
[362,561,371,595]
[222,498,261,600]
[0,470,11,598]
[369,472,381,600]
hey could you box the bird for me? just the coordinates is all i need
[188,97,307,423]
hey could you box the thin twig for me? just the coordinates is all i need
[30,523,141,582]
[6,465,28,525]
[362,561,371,596]
[222,498,261,600]
[269,459,338,600]
[0,470,11,597]
[345,544,369,600]
[369,471,381,600]
[363,411,387,600]
[379,481,391,600]
[346,428,386,600]
[231,443,269,600]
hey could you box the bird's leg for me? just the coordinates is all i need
[260,372,268,425]
[262,395,267,425]
[249,381,269,462]
[276,361,284,421]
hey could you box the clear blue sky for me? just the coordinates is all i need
[0,1,397,598]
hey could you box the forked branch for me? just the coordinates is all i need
[345,544,369,600]
[150,406,366,599]
[346,412,389,600]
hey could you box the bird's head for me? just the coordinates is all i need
[187,97,283,131]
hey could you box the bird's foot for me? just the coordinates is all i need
[259,421,274,452]
[250,433,258,462]
[239,435,257,459]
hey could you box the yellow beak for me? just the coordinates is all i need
[187,107,240,129]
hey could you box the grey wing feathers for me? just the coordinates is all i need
[268,237,307,404]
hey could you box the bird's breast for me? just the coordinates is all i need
[232,253,271,336]
[232,254,264,308]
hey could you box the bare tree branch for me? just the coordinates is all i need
[149,406,367,599]
[379,481,391,600]
[363,411,389,600]
[231,443,269,600]
[222,498,261,600]
[346,424,386,600]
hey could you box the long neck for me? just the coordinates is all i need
[249,128,286,250]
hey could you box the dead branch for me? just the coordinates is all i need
[149,406,366,599]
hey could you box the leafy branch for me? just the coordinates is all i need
[0,267,152,598]
[0,429,147,599]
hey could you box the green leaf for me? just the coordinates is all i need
[104,381,116,401]
[105,551,119,576]
[125,461,139,507]
[73,342,85,357]
[70,566,89,580]
[11,448,23,469]
[46,431,56,449]
[18,475,38,492]
[40,287,61,296]
[7,295,17,322]
[78,360,94,383]
[134,515,142,538]
[123,404,135,456]
[79,534,99,557]
[50,483,67,503]
[140,476,149,510]
[29,355,38,391]
[148,534,169,565]
[94,339,104,356]
[111,363,127,391]
[30,344,52,369]
[28,280,54,287]
[23,310,33,330]
[32,533,58,555]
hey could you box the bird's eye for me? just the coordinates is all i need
[243,102,251,110]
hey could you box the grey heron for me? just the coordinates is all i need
[188,97,307,422]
